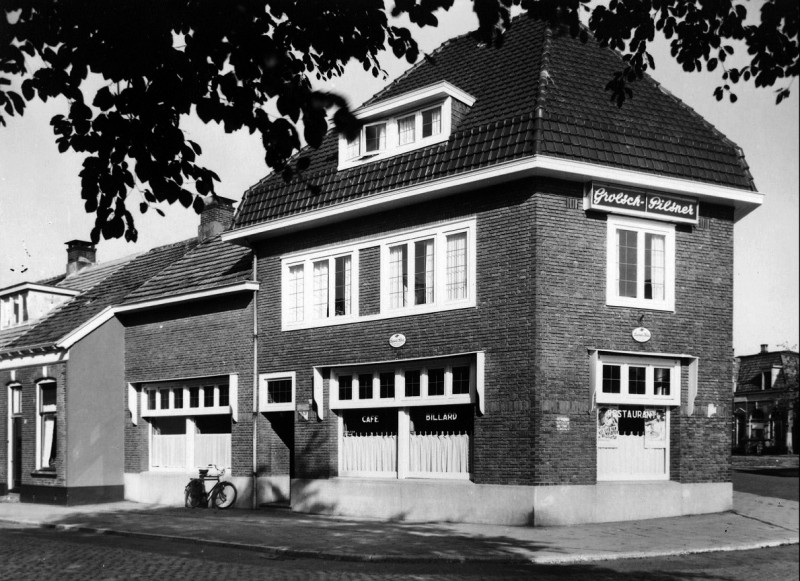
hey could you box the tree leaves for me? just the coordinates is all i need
[0,0,796,242]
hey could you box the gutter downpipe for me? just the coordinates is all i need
[251,246,259,510]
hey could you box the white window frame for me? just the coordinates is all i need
[379,221,476,316]
[594,354,682,407]
[7,383,22,490]
[147,415,232,473]
[280,218,476,331]
[330,357,477,410]
[331,355,481,481]
[606,215,675,311]
[35,380,57,471]
[337,405,472,480]
[338,99,452,169]
[363,121,387,154]
[258,371,296,413]
[282,250,359,329]
[596,404,671,481]
[141,380,234,418]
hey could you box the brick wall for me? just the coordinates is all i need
[0,362,68,490]
[531,181,735,485]
[122,295,261,478]
[255,179,536,485]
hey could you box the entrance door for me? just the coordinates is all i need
[11,417,22,491]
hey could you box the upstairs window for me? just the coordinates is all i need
[343,105,444,164]
[365,123,386,153]
[421,106,442,137]
[606,216,675,311]
[336,80,477,170]
[380,221,475,315]
[283,252,357,326]
[1,293,28,329]
[397,115,415,145]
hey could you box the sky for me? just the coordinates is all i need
[0,1,797,357]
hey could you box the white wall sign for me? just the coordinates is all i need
[389,333,406,348]
[632,327,652,343]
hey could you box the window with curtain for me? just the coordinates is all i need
[397,115,415,145]
[38,381,57,470]
[339,404,472,479]
[284,253,356,327]
[607,216,675,310]
[381,221,474,315]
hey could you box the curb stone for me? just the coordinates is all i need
[2,517,797,565]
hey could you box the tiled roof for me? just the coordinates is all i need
[233,17,754,230]
[0,323,32,349]
[736,351,799,393]
[124,235,252,304]
[56,254,141,293]
[3,240,197,352]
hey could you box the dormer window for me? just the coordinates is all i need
[365,123,387,153]
[0,284,79,330]
[422,107,442,138]
[338,82,475,170]
[398,115,415,145]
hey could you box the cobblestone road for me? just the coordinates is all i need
[1,522,797,580]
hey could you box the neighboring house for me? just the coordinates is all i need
[222,17,762,526]
[116,198,265,508]
[733,345,799,455]
[0,240,196,501]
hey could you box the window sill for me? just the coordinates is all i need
[606,298,674,312]
[260,403,295,413]
[142,405,232,418]
[30,470,57,479]
[283,302,476,331]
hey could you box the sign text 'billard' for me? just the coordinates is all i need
[586,182,699,224]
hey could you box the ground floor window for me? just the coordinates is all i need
[597,405,668,481]
[150,414,231,471]
[37,381,57,471]
[339,404,472,479]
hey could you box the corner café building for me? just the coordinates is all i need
[223,17,763,526]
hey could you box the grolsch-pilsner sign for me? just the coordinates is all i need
[584,182,699,225]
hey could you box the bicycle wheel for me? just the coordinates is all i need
[212,482,237,509]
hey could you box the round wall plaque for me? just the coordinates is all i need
[389,333,406,348]
[632,327,652,343]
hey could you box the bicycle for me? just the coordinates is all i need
[184,465,237,509]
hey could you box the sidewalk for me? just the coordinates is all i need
[0,491,797,564]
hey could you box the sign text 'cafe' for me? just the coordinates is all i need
[584,182,699,224]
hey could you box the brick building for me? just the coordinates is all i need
[0,199,259,505]
[0,240,196,502]
[733,346,798,455]
[222,18,762,525]
[3,17,765,524]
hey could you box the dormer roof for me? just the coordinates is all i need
[227,17,760,243]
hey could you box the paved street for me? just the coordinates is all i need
[1,521,797,581]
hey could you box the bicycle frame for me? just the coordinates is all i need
[185,465,236,509]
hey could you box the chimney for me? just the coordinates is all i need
[65,240,97,276]
[198,196,236,243]
[760,344,769,354]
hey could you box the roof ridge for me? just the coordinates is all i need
[532,23,554,156]
[363,31,475,108]
[570,21,756,191]
[642,75,756,190]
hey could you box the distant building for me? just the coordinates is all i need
[733,345,798,454]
